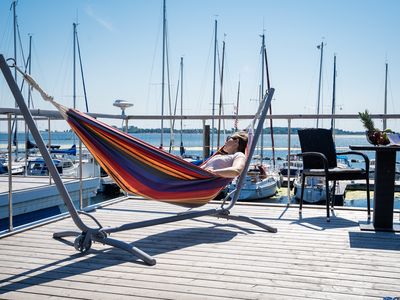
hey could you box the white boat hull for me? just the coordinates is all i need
[293,177,347,204]
[230,176,278,201]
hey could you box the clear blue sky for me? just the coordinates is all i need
[1,0,399,131]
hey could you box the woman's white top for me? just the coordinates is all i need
[201,152,245,170]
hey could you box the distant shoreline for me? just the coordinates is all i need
[0,127,365,135]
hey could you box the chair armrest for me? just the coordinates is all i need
[337,151,370,172]
[298,152,329,173]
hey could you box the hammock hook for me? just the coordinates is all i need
[6,58,16,68]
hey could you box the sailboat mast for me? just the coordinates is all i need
[180,56,184,152]
[27,35,32,108]
[234,79,240,131]
[12,0,17,82]
[211,19,218,151]
[25,34,33,164]
[12,0,18,157]
[217,39,225,149]
[383,62,388,130]
[75,29,89,112]
[264,34,275,168]
[160,0,166,149]
[259,34,265,162]
[73,22,77,110]
[331,54,337,132]
[316,41,324,128]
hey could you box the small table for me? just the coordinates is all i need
[350,145,400,232]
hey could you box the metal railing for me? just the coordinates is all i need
[1,107,399,234]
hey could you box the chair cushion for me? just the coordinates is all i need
[303,167,367,180]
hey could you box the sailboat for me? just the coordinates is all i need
[24,23,100,180]
[368,62,400,181]
[227,33,279,201]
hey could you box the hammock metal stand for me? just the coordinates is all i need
[0,54,276,266]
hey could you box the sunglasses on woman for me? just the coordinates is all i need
[226,136,239,142]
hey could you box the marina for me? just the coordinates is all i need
[1,90,400,298]
[1,0,400,298]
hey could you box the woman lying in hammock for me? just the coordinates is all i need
[201,131,248,178]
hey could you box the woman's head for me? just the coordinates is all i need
[224,131,248,154]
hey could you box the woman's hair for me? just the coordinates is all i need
[232,131,248,154]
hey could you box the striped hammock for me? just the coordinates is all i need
[63,106,232,207]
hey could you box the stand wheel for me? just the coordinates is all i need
[74,234,92,253]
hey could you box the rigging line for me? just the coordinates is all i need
[316,41,325,128]
[234,79,240,131]
[30,37,47,109]
[211,19,218,151]
[169,76,179,153]
[180,57,184,156]
[171,59,182,136]
[16,22,26,70]
[75,29,89,113]
[160,0,167,148]
[164,11,175,153]
[259,34,265,162]
[264,42,275,168]
[11,0,17,82]
[387,68,396,114]
[16,19,31,100]
[0,8,12,48]
[145,23,162,124]
[196,26,214,114]
[217,39,225,149]
[11,6,30,153]
[73,23,77,110]
[172,75,180,133]
[26,34,33,110]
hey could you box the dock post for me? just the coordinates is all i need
[203,123,210,160]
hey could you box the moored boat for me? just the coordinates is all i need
[228,164,279,201]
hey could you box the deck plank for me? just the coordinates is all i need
[1,197,399,299]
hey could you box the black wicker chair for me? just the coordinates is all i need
[297,128,371,221]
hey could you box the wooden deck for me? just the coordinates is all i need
[0,197,399,299]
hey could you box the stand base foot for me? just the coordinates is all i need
[53,230,156,265]
[214,212,277,233]
[53,231,80,238]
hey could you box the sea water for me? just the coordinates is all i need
[1,131,399,209]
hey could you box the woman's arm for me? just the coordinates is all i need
[206,154,246,178]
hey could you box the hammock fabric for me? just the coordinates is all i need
[62,106,232,207]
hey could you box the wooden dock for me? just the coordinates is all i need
[1,197,399,299]
[0,175,100,220]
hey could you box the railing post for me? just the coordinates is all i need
[79,139,83,210]
[124,118,129,196]
[48,117,52,185]
[287,118,292,205]
[203,121,210,160]
[24,119,28,176]
[7,113,13,232]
